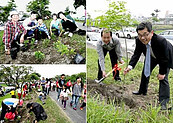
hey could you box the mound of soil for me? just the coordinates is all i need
[0,36,86,64]
[87,78,159,109]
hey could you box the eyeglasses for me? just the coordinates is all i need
[138,33,150,38]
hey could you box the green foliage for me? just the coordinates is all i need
[64,6,70,16]
[24,40,29,47]
[73,0,86,9]
[87,95,134,123]
[30,38,36,49]
[0,65,33,87]
[54,40,75,56]
[34,51,45,61]
[42,39,50,48]
[0,31,5,54]
[27,0,51,18]
[95,1,132,30]
[0,0,16,23]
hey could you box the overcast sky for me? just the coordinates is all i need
[87,0,173,18]
[0,0,85,17]
[2,64,86,78]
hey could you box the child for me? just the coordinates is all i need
[60,85,71,110]
[37,17,50,40]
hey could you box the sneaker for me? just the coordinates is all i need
[161,105,167,110]
[115,77,121,82]
[64,31,69,35]
[68,33,73,37]
[80,107,83,110]
[34,40,38,45]
[0,120,4,123]
[64,108,66,110]
[73,107,77,110]
[57,99,59,102]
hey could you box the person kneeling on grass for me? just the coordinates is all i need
[36,17,51,40]
[27,102,47,123]
[38,92,46,105]
[3,11,27,59]
[0,96,20,123]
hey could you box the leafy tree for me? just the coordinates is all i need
[64,6,70,16]
[0,65,33,88]
[0,0,16,23]
[26,0,51,18]
[95,1,132,30]
[73,0,86,9]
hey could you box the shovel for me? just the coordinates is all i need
[95,63,124,84]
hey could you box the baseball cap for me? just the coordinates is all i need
[10,11,19,17]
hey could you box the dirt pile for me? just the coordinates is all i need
[87,78,158,109]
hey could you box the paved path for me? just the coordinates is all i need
[49,91,86,123]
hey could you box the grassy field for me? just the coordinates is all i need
[87,48,173,123]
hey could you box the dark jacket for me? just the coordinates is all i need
[129,33,173,75]
[29,103,47,121]
[58,79,66,88]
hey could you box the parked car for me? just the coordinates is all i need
[115,27,137,39]
[87,32,100,46]
[4,86,15,94]
[87,27,100,33]
[159,30,173,41]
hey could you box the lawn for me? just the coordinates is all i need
[87,48,173,123]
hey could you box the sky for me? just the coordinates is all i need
[87,0,173,18]
[2,64,86,78]
[0,0,85,17]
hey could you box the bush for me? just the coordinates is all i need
[34,51,45,61]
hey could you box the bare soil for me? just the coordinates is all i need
[87,78,159,109]
[0,36,86,64]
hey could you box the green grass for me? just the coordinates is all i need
[0,93,11,107]
[36,96,71,123]
[87,48,173,123]
[0,31,4,54]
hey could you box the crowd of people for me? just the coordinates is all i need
[2,10,86,60]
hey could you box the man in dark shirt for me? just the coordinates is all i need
[27,102,47,123]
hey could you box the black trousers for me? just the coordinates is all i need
[25,29,39,40]
[10,33,23,59]
[38,31,48,40]
[97,48,120,80]
[0,102,8,120]
[139,57,170,105]
[62,20,77,32]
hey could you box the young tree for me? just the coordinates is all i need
[0,0,16,23]
[26,0,51,18]
[95,1,132,30]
